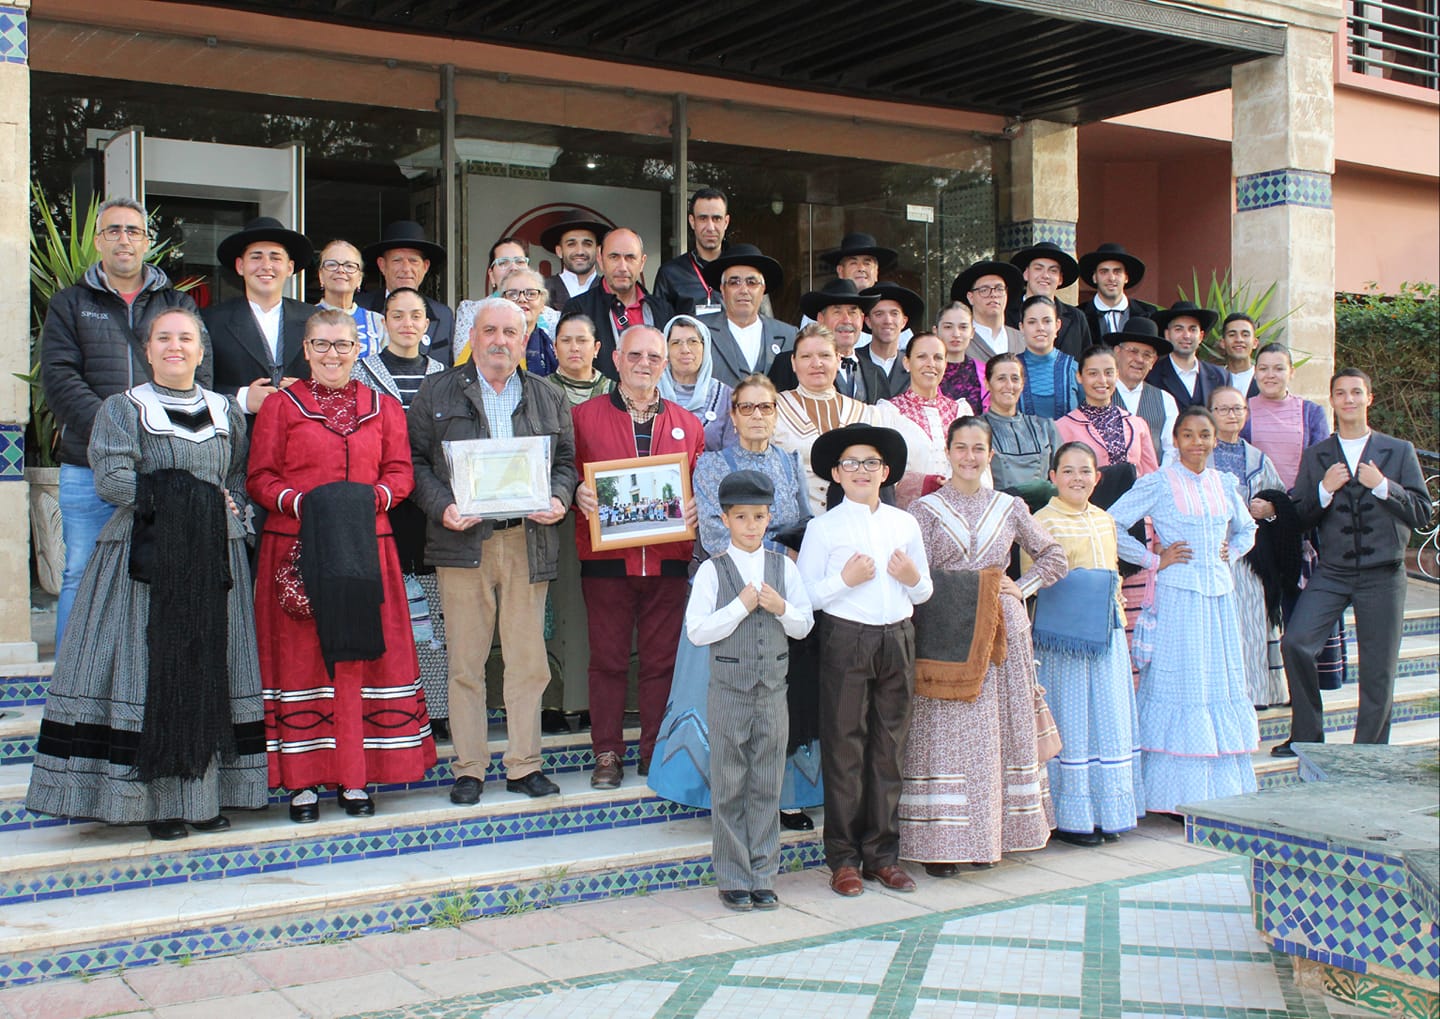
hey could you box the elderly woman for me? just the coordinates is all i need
[316,239,386,358]
[902,416,1068,871]
[352,287,450,735]
[456,239,560,365]
[26,309,266,840]
[1109,406,1259,817]
[982,353,1062,494]
[499,267,558,376]
[936,301,988,411]
[248,309,435,822]
[658,314,736,451]
[650,374,818,815]
[884,331,973,494]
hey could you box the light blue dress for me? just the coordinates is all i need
[1108,464,1260,814]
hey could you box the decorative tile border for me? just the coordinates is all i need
[1236,169,1333,212]
[997,218,1076,255]
[0,425,22,480]
[0,7,25,66]
[1320,964,1439,1019]
[0,678,48,708]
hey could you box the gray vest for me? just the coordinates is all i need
[712,551,789,692]
[1136,384,1166,462]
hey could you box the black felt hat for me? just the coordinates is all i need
[362,220,447,268]
[216,217,314,272]
[949,260,1024,306]
[1150,300,1219,334]
[1078,242,1146,289]
[1105,315,1173,357]
[860,282,925,326]
[817,232,899,272]
[799,278,879,320]
[1009,241,1080,290]
[701,243,784,294]
[810,423,907,482]
[538,212,612,253]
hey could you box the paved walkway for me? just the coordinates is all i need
[0,817,1371,1019]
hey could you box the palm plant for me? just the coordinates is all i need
[1175,269,1301,365]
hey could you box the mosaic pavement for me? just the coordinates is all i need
[352,858,1377,1019]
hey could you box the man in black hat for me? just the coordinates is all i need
[540,212,610,309]
[1005,242,1092,359]
[1109,318,1179,465]
[950,261,1024,361]
[1146,302,1226,409]
[808,232,900,350]
[203,216,315,418]
[1078,243,1157,340]
[768,279,885,402]
[562,228,677,382]
[654,186,729,317]
[697,243,797,387]
[356,220,455,365]
[860,283,924,399]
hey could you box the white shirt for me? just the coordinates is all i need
[1229,366,1255,395]
[867,348,898,376]
[729,318,765,372]
[560,269,595,298]
[1093,294,1129,334]
[1171,356,1199,397]
[798,498,933,625]
[1319,431,1390,506]
[236,300,285,415]
[686,545,814,646]
[1114,379,1179,465]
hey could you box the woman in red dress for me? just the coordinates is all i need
[248,309,435,822]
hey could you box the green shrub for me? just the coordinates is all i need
[1334,282,1439,455]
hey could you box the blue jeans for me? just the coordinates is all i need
[56,464,117,651]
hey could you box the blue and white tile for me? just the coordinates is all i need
[940,902,1087,942]
[730,938,896,984]
[923,944,1084,997]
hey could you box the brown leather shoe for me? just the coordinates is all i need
[829,866,864,897]
[590,750,624,789]
[862,865,916,892]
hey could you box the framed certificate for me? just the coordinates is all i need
[443,436,553,519]
[584,452,696,551]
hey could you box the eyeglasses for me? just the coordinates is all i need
[491,256,529,270]
[838,457,885,473]
[1212,406,1248,415]
[722,275,765,289]
[668,335,704,348]
[502,288,544,302]
[623,352,665,365]
[99,225,149,242]
[320,259,362,274]
[733,401,776,417]
[307,338,358,354]
[969,285,1006,297]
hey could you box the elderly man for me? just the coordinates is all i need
[41,197,209,649]
[1109,318,1179,466]
[697,243,797,387]
[498,266,557,376]
[769,279,883,402]
[801,232,900,347]
[1218,313,1261,397]
[655,186,729,316]
[950,260,1024,361]
[1005,242,1092,359]
[1078,243,1157,340]
[861,282,925,399]
[572,325,705,788]
[540,211,609,309]
[562,228,677,383]
[357,220,455,365]
[1146,301,1226,409]
[408,297,577,805]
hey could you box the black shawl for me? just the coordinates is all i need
[299,481,387,676]
[1247,488,1304,628]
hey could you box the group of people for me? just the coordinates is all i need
[29,191,1428,914]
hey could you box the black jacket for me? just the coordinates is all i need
[202,297,313,403]
[562,284,678,382]
[653,252,714,315]
[1080,297,1159,342]
[406,364,577,579]
[1007,296,1092,359]
[1146,356,1228,410]
[544,273,598,311]
[41,264,210,467]
[766,350,887,405]
[357,289,455,366]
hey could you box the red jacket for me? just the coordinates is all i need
[572,391,704,576]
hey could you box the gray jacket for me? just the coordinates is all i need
[407,364,577,580]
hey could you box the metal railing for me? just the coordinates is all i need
[1415,449,1440,581]
[1348,0,1439,90]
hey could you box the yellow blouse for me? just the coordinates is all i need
[1029,497,1125,615]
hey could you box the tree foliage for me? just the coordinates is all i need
[1335,282,1439,454]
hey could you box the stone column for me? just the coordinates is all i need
[1232,22,1337,404]
[1001,119,1080,302]
[0,1,36,663]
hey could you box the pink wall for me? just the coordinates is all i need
[1334,168,1440,292]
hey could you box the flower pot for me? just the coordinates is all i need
[26,466,64,596]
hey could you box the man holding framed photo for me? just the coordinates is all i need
[407,297,577,806]
[572,325,705,789]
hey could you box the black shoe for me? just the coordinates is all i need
[1052,829,1104,847]
[750,889,779,910]
[430,717,450,741]
[971,861,996,869]
[449,776,483,805]
[576,711,591,731]
[636,756,651,777]
[541,709,571,734]
[719,890,753,911]
[1270,740,1297,758]
[779,810,815,831]
[341,789,375,816]
[506,772,561,798]
[924,863,960,878]
[289,790,319,824]
[1097,829,1121,843]
[189,814,231,833]
[147,819,188,841]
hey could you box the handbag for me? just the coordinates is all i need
[275,540,313,620]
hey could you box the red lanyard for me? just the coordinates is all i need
[689,255,713,302]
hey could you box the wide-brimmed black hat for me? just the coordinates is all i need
[1009,242,1080,289]
[701,242,784,294]
[860,282,924,326]
[799,278,879,320]
[817,232,899,272]
[1104,315,1173,357]
[1151,300,1218,334]
[950,260,1024,305]
[1078,242,1146,289]
[810,423,907,482]
[538,212,612,253]
[362,220,447,268]
[217,217,314,272]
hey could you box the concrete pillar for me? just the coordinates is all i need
[1001,119,1080,302]
[0,1,37,664]
[1232,22,1337,404]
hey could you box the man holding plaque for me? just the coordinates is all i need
[572,325,705,789]
[407,298,577,805]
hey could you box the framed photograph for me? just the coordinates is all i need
[443,436,553,519]
[584,452,696,551]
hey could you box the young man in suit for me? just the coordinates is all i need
[1145,302,1227,409]
[1218,313,1261,397]
[860,282,925,400]
[697,243,797,387]
[1078,243,1157,340]
[1277,368,1429,752]
[1006,242,1092,359]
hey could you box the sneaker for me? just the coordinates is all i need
[591,751,623,789]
